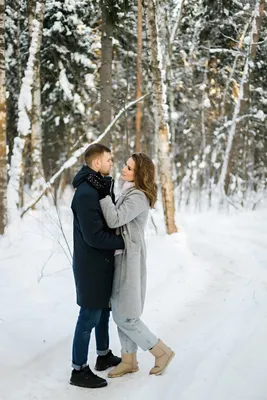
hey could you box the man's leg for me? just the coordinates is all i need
[72,307,102,370]
[94,308,121,371]
[95,308,110,355]
[70,308,107,389]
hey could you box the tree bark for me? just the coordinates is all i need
[144,0,177,234]
[165,0,184,180]
[0,0,7,235]
[30,0,45,194]
[99,2,113,146]
[135,0,143,152]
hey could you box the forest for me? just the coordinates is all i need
[0,0,266,235]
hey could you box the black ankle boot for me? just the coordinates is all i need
[70,366,107,389]
[95,350,121,371]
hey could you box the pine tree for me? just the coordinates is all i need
[41,1,100,182]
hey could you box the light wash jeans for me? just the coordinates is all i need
[111,296,158,354]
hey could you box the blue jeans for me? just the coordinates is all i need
[72,308,110,370]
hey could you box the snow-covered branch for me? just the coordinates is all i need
[21,93,149,217]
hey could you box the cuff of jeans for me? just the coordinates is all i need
[72,362,87,370]
[97,349,109,356]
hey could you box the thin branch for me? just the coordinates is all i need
[26,212,72,264]
[38,250,55,282]
[41,266,71,278]
[170,0,184,46]
[46,186,72,259]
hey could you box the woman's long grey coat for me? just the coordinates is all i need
[100,187,150,318]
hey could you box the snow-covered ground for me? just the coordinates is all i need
[1,194,267,400]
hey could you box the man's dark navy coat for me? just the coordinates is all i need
[71,165,124,309]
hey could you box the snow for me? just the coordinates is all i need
[254,110,266,121]
[1,190,267,400]
[18,15,42,136]
[59,62,74,100]
[203,97,211,108]
[85,73,95,89]
[72,53,94,68]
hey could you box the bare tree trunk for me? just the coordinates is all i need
[166,0,184,145]
[7,0,46,217]
[28,0,35,38]
[165,1,184,183]
[144,0,177,234]
[135,0,143,152]
[99,2,113,146]
[0,0,7,234]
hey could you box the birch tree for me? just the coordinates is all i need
[166,0,184,149]
[7,0,45,217]
[29,0,45,194]
[0,0,7,234]
[144,0,177,234]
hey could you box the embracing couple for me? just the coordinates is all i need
[70,144,174,389]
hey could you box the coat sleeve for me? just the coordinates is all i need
[75,192,125,250]
[100,190,149,228]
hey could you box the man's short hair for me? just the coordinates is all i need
[84,143,111,166]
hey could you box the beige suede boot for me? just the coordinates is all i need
[149,340,175,375]
[108,352,139,378]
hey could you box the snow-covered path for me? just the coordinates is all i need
[0,208,267,400]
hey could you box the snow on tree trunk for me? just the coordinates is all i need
[30,0,45,195]
[31,59,45,194]
[0,0,7,235]
[218,0,261,198]
[7,0,45,219]
[144,0,177,234]
[135,0,143,152]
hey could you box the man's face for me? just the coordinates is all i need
[98,151,113,176]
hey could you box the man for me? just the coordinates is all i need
[70,144,125,389]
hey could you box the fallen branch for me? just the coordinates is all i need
[21,93,149,217]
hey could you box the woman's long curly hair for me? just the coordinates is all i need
[131,153,158,208]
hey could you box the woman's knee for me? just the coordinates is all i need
[114,314,140,329]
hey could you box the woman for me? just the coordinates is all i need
[89,153,174,378]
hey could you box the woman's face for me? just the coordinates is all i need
[121,157,135,182]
